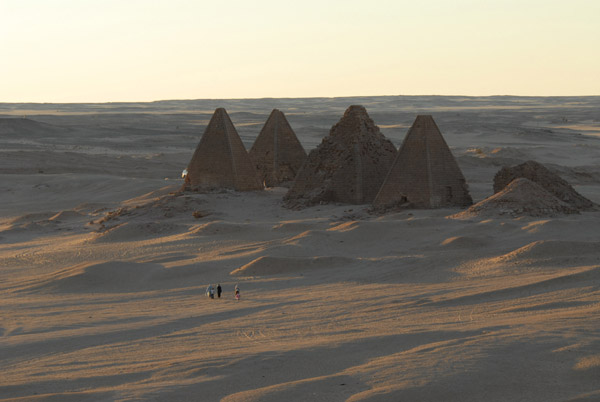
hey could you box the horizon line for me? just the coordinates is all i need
[2,93,600,105]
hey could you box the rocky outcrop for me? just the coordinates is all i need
[493,160,596,211]
[452,178,579,218]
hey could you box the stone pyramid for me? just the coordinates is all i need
[374,115,472,209]
[183,108,263,192]
[284,105,397,207]
[249,109,307,187]
[493,160,597,211]
[451,178,578,218]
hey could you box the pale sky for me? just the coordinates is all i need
[1,0,599,102]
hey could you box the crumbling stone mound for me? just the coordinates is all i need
[94,193,210,232]
[284,105,397,208]
[493,160,597,211]
[452,178,579,219]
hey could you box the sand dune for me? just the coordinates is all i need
[30,261,170,293]
[190,222,257,237]
[492,240,600,266]
[1,96,600,401]
[231,255,354,276]
[91,221,187,243]
[440,235,491,248]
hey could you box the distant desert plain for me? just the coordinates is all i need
[1,96,600,401]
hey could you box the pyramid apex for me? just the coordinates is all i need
[339,105,371,124]
[413,115,435,124]
[211,108,232,124]
[345,105,367,114]
[410,115,439,132]
[268,109,283,118]
[329,105,379,141]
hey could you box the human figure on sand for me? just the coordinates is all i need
[217,284,222,299]
[235,285,240,301]
[206,284,214,299]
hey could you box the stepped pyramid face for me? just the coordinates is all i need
[284,105,397,207]
[249,109,307,187]
[374,115,472,209]
[184,108,263,192]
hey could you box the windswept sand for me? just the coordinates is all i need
[1,96,600,401]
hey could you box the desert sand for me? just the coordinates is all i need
[1,96,599,401]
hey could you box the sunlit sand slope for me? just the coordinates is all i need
[1,96,599,401]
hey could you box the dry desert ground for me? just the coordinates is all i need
[1,96,600,401]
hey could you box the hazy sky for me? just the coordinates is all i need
[2,0,599,102]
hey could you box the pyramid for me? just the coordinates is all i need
[183,108,263,192]
[493,160,597,211]
[374,115,472,209]
[249,109,307,187]
[284,105,397,207]
[451,178,578,218]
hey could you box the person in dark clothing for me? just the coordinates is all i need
[216,284,222,298]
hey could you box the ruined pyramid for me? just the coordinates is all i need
[284,105,397,207]
[374,115,472,209]
[451,177,578,218]
[493,160,597,211]
[183,108,263,192]
[249,109,307,187]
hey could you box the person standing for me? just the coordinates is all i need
[206,284,214,299]
[216,284,222,299]
[234,284,240,301]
